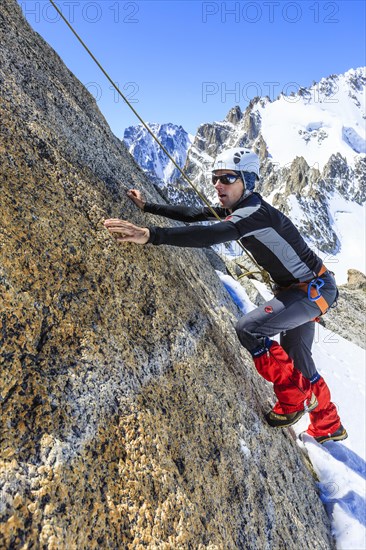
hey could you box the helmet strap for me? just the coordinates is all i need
[237,171,251,197]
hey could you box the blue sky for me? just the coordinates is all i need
[18,1,366,136]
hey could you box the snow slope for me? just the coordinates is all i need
[257,68,366,170]
[217,271,366,549]
[287,192,366,284]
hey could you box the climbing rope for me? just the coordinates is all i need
[48,0,272,288]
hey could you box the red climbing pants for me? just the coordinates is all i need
[253,339,313,414]
[236,271,342,436]
[307,377,341,436]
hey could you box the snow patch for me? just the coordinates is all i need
[342,127,366,154]
[317,195,366,283]
[216,271,256,314]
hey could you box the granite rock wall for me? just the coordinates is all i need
[0,1,335,548]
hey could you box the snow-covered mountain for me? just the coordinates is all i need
[123,68,366,281]
[186,67,365,187]
[258,67,366,169]
[183,67,366,281]
[123,122,195,203]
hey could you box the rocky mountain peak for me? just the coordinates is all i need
[225,105,243,124]
[124,122,192,183]
[347,269,366,290]
[344,67,366,93]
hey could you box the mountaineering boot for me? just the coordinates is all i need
[314,424,348,444]
[265,392,318,428]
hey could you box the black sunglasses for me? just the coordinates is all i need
[212,173,241,185]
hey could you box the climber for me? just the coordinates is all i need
[104,147,347,444]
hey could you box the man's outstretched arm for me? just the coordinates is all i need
[104,218,240,248]
[127,189,224,222]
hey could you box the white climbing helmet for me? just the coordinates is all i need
[212,148,260,179]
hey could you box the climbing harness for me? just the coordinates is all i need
[298,264,331,315]
[48,0,272,289]
[279,264,332,315]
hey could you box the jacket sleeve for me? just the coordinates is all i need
[148,220,241,248]
[144,202,225,222]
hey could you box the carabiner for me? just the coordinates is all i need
[308,277,325,301]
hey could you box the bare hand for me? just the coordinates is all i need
[104,219,150,245]
[127,189,146,210]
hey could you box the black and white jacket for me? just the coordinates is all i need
[145,192,323,287]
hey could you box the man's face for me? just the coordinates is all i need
[213,170,245,209]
